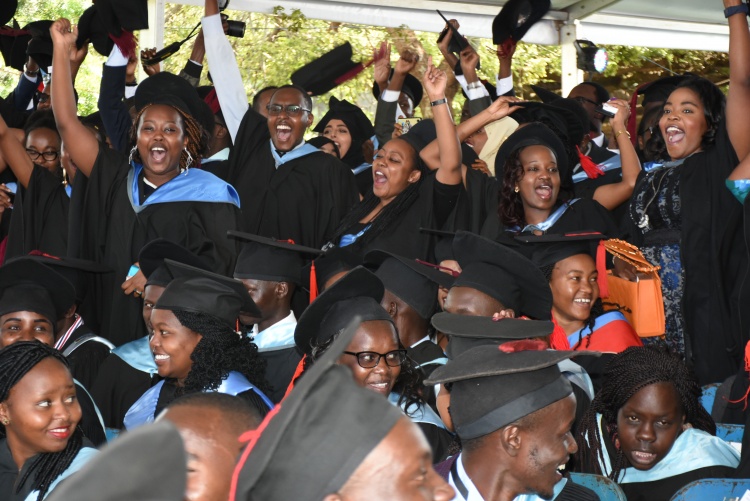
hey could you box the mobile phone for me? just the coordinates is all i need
[397,117,422,133]
[596,102,617,118]
[126,264,140,280]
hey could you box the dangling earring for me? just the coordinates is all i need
[514,186,520,193]
[128,146,138,165]
[182,148,193,174]
[1,417,9,426]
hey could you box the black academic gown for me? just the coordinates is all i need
[573,145,629,224]
[5,164,69,261]
[59,323,111,392]
[68,144,241,346]
[258,347,302,404]
[501,197,619,238]
[226,108,359,248]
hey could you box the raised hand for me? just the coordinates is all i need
[394,50,419,75]
[423,55,447,100]
[484,95,523,121]
[50,18,77,49]
[140,48,162,76]
[459,46,480,79]
[373,42,392,92]
[607,98,631,129]
[437,19,459,53]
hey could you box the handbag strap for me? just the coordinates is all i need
[603,238,660,273]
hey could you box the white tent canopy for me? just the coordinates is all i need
[147,0,731,93]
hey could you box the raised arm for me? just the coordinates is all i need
[0,114,35,188]
[423,56,461,185]
[436,20,459,71]
[50,18,99,177]
[592,98,642,210]
[725,0,750,160]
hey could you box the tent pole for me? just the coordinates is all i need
[559,21,583,95]
[139,0,166,81]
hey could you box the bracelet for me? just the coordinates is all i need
[724,4,748,17]
[430,98,448,107]
[466,81,483,90]
[614,130,631,140]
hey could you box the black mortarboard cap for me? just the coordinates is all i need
[436,11,470,54]
[307,136,340,157]
[433,312,554,358]
[313,96,375,140]
[372,68,424,106]
[0,1,17,27]
[452,230,552,319]
[515,231,606,269]
[425,344,577,439]
[0,22,41,72]
[303,247,362,292]
[25,20,53,70]
[134,72,206,126]
[7,252,111,304]
[494,122,569,185]
[0,258,76,323]
[96,0,149,35]
[637,75,689,107]
[234,316,403,499]
[294,266,392,355]
[76,5,114,57]
[161,259,261,321]
[138,239,211,288]
[512,101,585,147]
[291,42,364,97]
[364,250,444,320]
[418,227,457,264]
[229,230,323,284]
[530,84,560,104]
[399,118,436,154]
[492,0,550,45]
[46,420,186,501]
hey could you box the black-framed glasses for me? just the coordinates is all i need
[25,149,59,161]
[266,104,311,116]
[343,349,407,368]
[35,91,50,104]
[572,96,598,107]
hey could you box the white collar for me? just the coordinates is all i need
[449,454,485,501]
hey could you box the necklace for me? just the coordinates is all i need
[637,168,670,230]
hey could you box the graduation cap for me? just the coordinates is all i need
[451,230,552,320]
[0,22,37,72]
[372,68,424,106]
[161,259,261,322]
[0,0,17,27]
[138,239,211,288]
[0,258,76,323]
[515,231,606,268]
[76,5,114,57]
[302,247,362,294]
[419,228,457,263]
[626,74,690,143]
[436,10,470,54]
[291,42,371,97]
[135,72,208,129]
[313,96,375,140]
[25,20,53,71]
[232,315,404,499]
[492,0,550,46]
[400,118,435,154]
[512,101,585,147]
[294,266,392,355]
[425,344,578,439]
[364,250,445,320]
[7,252,111,304]
[45,420,186,501]
[306,136,340,157]
[229,230,323,284]
[94,0,148,57]
[433,312,554,358]
[530,84,560,104]
[494,122,569,185]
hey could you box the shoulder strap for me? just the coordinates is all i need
[63,334,115,357]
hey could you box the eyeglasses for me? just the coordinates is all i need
[266,104,311,116]
[343,349,407,368]
[572,96,598,107]
[26,149,59,161]
[35,91,50,104]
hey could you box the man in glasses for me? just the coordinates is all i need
[567,81,610,147]
[200,0,358,248]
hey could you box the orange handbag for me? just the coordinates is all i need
[600,239,666,338]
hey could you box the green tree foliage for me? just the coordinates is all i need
[0,0,730,123]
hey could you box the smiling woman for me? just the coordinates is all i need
[574,346,739,501]
[0,342,97,500]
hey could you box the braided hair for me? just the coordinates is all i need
[0,341,83,500]
[172,310,270,401]
[574,346,715,481]
[327,140,424,249]
[129,104,209,171]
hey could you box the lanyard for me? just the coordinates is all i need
[54,314,83,351]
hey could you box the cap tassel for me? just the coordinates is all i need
[549,316,571,350]
[576,145,604,179]
[333,59,374,87]
[596,241,609,299]
[309,262,318,304]
[228,403,282,501]
[108,30,137,60]
[728,341,750,411]
[282,355,307,400]
[498,339,548,353]
[627,83,647,146]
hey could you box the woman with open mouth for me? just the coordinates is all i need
[620,1,750,384]
[574,346,739,501]
[0,341,98,500]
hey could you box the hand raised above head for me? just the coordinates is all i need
[422,55,447,99]
[50,18,78,48]
[394,50,419,75]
